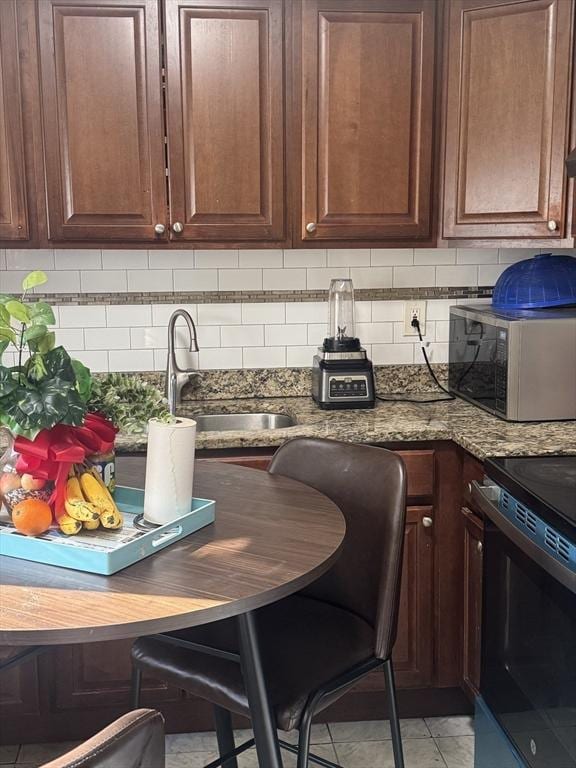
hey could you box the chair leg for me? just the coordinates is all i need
[296,708,313,768]
[383,658,405,768]
[213,705,239,768]
[130,665,142,709]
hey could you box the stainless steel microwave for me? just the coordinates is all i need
[448,304,576,421]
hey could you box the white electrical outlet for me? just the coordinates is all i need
[403,301,426,336]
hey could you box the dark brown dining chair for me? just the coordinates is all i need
[130,438,407,768]
[39,709,165,768]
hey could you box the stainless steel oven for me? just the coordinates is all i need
[472,467,576,768]
[448,305,576,421]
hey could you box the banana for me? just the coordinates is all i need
[99,509,123,529]
[82,517,100,530]
[58,514,82,535]
[80,470,123,529]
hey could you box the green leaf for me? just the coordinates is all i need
[33,331,56,354]
[5,300,30,324]
[0,366,18,397]
[72,359,92,403]
[0,326,16,344]
[22,271,48,291]
[0,305,9,325]
[0,340,8,356]
[29,302,56,326]
[42,346,76,382]
[24,324,47,342]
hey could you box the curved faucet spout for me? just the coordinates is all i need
[166,309,200,415]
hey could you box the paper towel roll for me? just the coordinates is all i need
[143,417,197,525]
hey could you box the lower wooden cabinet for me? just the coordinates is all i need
[461,506,484,698]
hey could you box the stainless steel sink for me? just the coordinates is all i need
[192,412,296,433]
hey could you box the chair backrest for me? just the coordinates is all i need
[269,437,407,660]
[40,709,165,768]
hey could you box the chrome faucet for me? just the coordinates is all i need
[166,309,200,415]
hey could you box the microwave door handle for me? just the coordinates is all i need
[471,481,576,595]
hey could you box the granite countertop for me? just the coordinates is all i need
[115,396,576,461]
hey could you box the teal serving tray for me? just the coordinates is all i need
[0,486,215,576]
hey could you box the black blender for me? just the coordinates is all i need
[312,278,375,409]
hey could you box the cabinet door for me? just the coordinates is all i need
[38,0,167,241]
[443,0,573,239]
[354,506,434,691]
[164,0,286,242]
[462,506,484,698]
[0,0,29,240]
[299,0,436,242]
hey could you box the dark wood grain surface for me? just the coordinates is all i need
[0,458,345,646]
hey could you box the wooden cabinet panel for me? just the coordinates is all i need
[0,650,41,720]
[51,640,181,711]
[299,0,436,242]
[0,0,29,240]
[164,0,286,242]
[462,507,484,698]
[396,450,435,498]
[355,506,434,691]
[38,0,167,242]
[443,0,573,239]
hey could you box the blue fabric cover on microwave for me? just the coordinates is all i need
[492,253,576,309]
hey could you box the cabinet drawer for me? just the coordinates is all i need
[396,451,434,498]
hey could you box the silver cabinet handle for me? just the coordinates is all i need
[172,222,184,234]
[477,541,483,554]
[154,223,165,235]
[306,222,317,233]
[547,219,558,231]
[422,516,433,528]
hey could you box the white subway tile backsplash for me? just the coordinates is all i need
[239,250,283,268]
[129,327,168,349]
[55,249,101,270]
[81,269,127,293]
[456,248,497,265]
[435,320,450,343]
[218,268,262,291]
[371,249,414,266]
[54,328,84,349]
[109,349,154,372]
[106,305,152,327]
[414,248,456,265]
[307,323,326,345]
[70,350,109,372]
[421,342,449,363]
[479,264,508,284]
[195,250,238,269]
[263,268,307,290]
[85,327,131,350]
[102,250,147,270]
[6,249,54,271]
[356,322,393,344]
[148,250,194,269]
[243,346,286,368]
[285,302,326,323]
[328,249,370,267]
[372,300,404,322]
[199,347,242,370]
[498,248,539,263]
[220,325,264,347]
[60,305,106,327]
[173,349,199,370]
[372,343,414,365]
[241,303,285,325]
[0,250,6,270]
[127,269,173,292]
[283,249,327,268]
[40,271,81,293]
[1,271,31,293]
[197,303,242,326]
[349,267,392,288]
[393,266,436,288]
[265,324,307,346]
[286,345,318,367]
[151,304,198,326]
[174,269,218,291]
[356,301,372,322]
[195,325,221,348]
[436,265,478,287]
[307,267,350,289]
[427,299,454,321]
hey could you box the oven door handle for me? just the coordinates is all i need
[471,481,576,595]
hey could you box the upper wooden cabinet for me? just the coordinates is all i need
[442,0,574,240]
[164,0,286,242]
[38,0,167,241]
[0,0,29,241]
[298,0,437,243]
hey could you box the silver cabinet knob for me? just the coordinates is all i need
[306,222,317,233]
[477,541,483,554]
[547,219,558,231]
[154,223,165,235]
[172,222,184,234]
[422,516,433,528]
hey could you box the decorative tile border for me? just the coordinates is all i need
[35,286,493,306]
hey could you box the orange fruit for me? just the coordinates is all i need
[11,499,53,537]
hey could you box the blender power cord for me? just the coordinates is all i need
[376,316,455,404]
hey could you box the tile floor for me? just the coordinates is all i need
[1,716,474,768]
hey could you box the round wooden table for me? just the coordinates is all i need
[0,457,346,768]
